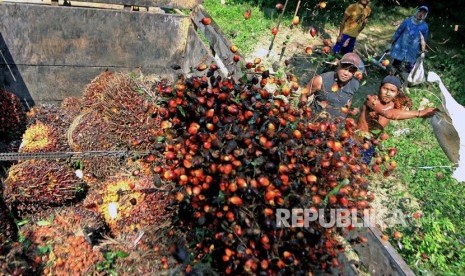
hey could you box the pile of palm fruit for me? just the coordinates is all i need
[0,64,395,275]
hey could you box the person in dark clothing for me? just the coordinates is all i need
[300,53,363,119]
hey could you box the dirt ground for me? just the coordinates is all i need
[245,22,398,109]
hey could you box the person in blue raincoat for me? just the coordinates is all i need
[390,6,429,73]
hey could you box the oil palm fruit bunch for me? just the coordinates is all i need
[98,73,163,151]
[19,122,59,153]
[92,174,172,236]
[3,160,86,217]
[149,68,382,274]
[69,110,122,179]
[20,207,106,275]
[26,103,75,152]
[82,70,116,112]
[0,89,26,144]
[61,96,82,120]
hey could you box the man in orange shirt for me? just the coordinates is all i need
[333,0,371,55]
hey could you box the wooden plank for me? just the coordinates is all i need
[184,26,216,74]
[191,5,243,80]
[0,3,212,105]
[343,226,416,276]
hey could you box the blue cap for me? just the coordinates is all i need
[381,75,402,90]
[419,6,428,13]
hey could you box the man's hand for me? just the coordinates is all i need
[419,107,437,118]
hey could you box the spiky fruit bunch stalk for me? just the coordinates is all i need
[4,160,86,217]
[19,122,59,153]
[99,226,186,274]
[0,89,26,144]
[19,207,106,274]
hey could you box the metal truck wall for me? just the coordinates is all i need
[0,2,213,106]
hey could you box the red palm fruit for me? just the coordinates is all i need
[210,63,218,71]
[233,54,240,62]
[188,122,200,135]
[226,211,235,222]
[201,17,212,25]
[329,195,338,204]
[243,9,251,20]
[229,196,243,206]
[245,62,254,69]
[305,46,313,54]
[323,46,331,53]
[319,2,327,9]
[379,132,389,141]
[276,3,284,10]
[230,45,238,53]
[312,195,321,205]
[339,197,349,207]
[265,190,276,201]
[310,27,317,37]
[331,83,339,92]
[306,174,317,183]
[292,16,300,25]
[254,57,262,64]
[293,129,302,139]
[281,85,291,96]
[258,176,270,187]
[332,141,343,152]
[271,27,278,36]
[354,71,363,80]
[388,148,397,157]
[197,63,207,71]
[393,231,402,239]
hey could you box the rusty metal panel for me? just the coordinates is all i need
[69,0,200,9]
[0,3,197,105]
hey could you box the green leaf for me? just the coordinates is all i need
[17,219,29,227]
[116,251,129,258]
[177,106,186,117]
[37,220,51,226]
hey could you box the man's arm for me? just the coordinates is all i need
[367,95,436,120]
[337,13,350,41]
[391,19,408,45]
[300,75,322,104]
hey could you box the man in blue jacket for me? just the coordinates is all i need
[390,6,429,73]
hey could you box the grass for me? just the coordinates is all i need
[203,0,465,274]
[380,84,465,274]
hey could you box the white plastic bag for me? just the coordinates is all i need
[408,52,426,85]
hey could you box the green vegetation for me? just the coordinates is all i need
[203,0,465,274]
